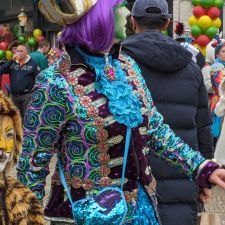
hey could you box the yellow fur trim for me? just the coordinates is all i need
[0,90,22,173]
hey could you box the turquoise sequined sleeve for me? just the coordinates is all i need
[17,67,75,200]
[121,54,205,178]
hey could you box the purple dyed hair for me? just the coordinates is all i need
[60,0,123,52]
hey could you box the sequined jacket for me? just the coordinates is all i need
[17,47,204,221]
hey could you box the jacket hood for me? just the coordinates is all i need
[122,31,192,73]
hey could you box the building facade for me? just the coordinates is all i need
[0,0,61,51]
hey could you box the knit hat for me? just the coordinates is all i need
[38,0,98,26]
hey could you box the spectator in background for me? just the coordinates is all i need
[47,47,62,66]
[0,41,21,94]
[210,38,225,145]
[30,40,50,70]
[122,1,213,225]
[202,39,225,96]
[214,77,225,161]
[174,22,205,69]
[8,40,21,55]
[0,45,40,120]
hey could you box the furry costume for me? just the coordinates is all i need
[0,90,46,225]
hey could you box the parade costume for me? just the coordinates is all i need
[210,57,225,138]
[17,0,221,224]
[214,78,225,161]
[0,91,45,225]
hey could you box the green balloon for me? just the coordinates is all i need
[18,35,26,44]
[200,0,212,9]
[162,30,168,36]
[214,0,224,9]
[191,25,203,37]
[27,37,37,47]
[192,0,201,6]
[0,50,6,60]
[205,26,218,38]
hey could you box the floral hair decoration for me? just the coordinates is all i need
[211,34,225,56]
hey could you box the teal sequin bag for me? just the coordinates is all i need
[58,127,131,225]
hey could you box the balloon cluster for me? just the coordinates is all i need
[0,28,46,61]
[189,0,223,55]
[17,29,45,48]
[0,25,14,60]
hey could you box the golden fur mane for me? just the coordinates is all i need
[0,90,22,173]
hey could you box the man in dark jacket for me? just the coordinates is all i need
[122,1,214,225]
[0,45,40,120]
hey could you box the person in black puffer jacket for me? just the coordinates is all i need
[122,1,214,225]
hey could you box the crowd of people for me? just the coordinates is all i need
[0,0,225,225]
[0,41,62,119]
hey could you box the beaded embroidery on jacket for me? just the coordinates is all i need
[17,49,205,223]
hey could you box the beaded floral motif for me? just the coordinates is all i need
[104,64,116,81]
[75,47,143,128]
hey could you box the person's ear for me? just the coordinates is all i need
[131,16,137,33]
[163,19,170,31]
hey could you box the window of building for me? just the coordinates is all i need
[0,0,32,19]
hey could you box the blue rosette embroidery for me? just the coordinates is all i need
[76,47,143,128]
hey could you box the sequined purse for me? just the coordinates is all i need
[58,127,131,225]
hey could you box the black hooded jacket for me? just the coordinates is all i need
[0,57,39,95]
[122,31,213,225]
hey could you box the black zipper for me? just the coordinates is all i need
[16,64,21,94]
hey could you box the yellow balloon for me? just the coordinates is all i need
[212,18,222,28]
[197,15,212,29]
[6,50,13,60]
[33,29,43,39]
[189,16,198,26]
[199,46,206,56]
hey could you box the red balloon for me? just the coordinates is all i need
[36,35,45,43]
[196,35,210,47]
[0,42,8,50]
[207,7,221,19]
[193,6,206,18]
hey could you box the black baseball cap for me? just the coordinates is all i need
[131,0,172,19]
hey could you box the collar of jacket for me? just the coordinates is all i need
[15,55,31,65]
[64,43,122,69]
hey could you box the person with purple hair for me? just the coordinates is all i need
[17,0,225,225]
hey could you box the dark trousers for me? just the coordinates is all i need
[11,93,30,121]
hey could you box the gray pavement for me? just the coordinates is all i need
[11,154,225,224]
[204,186,225,224]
